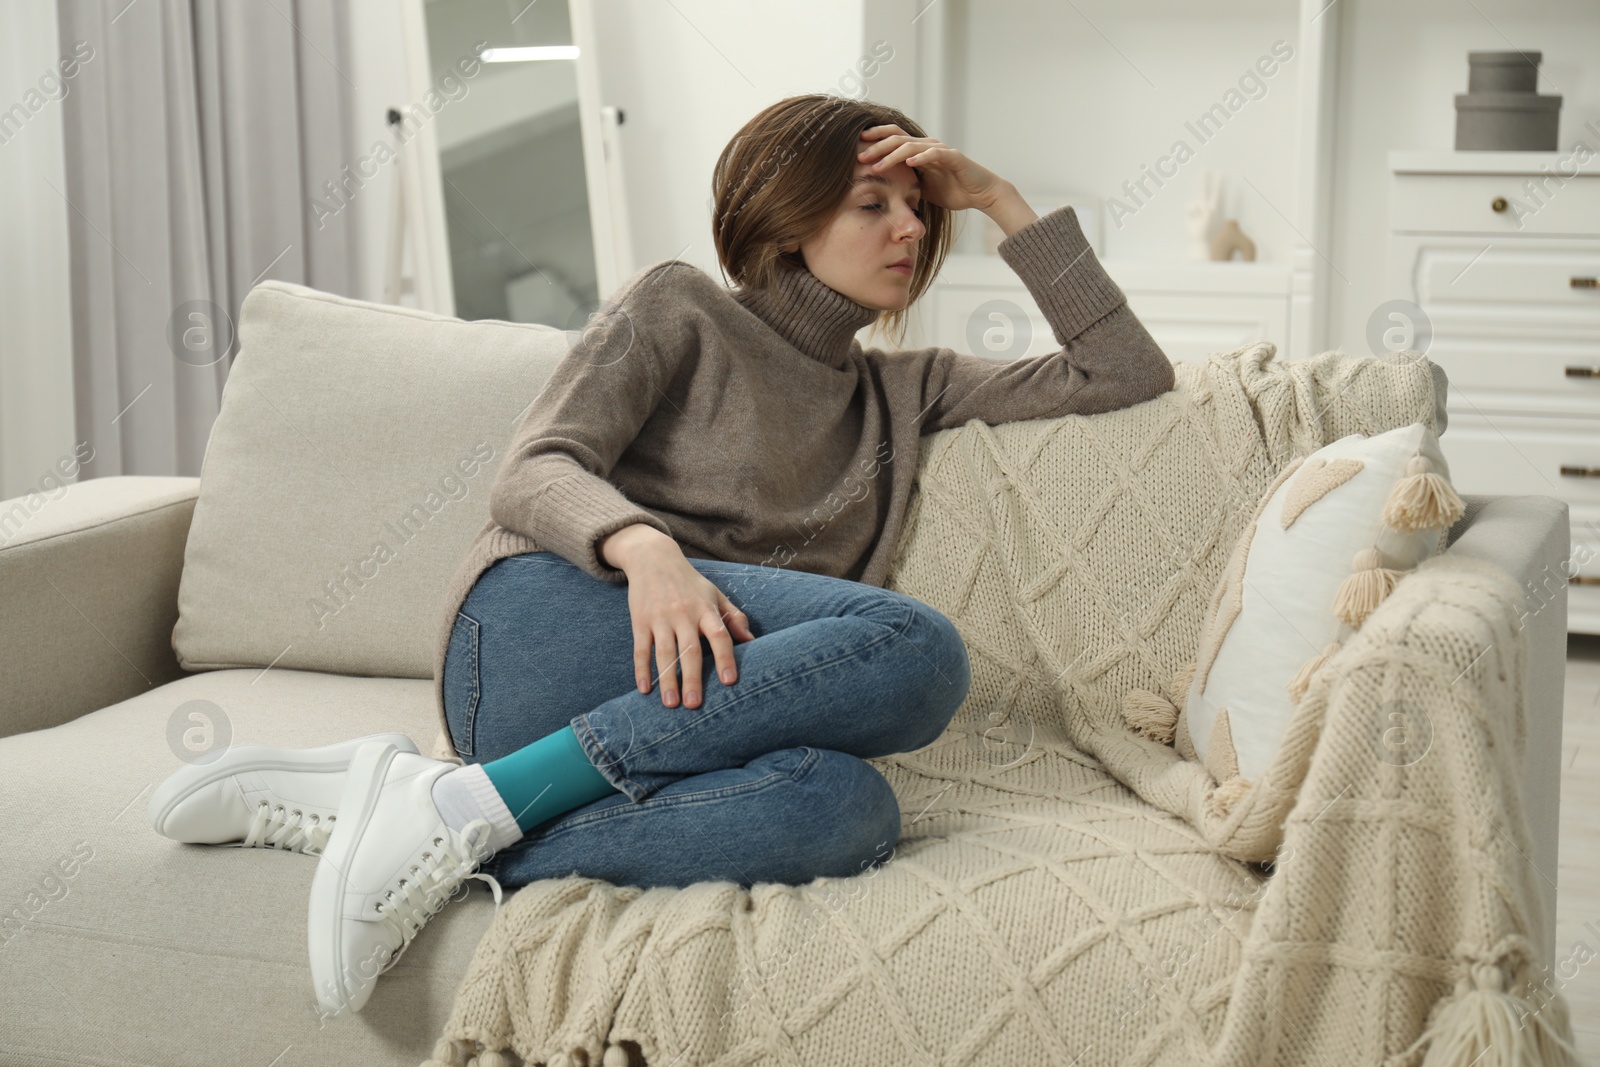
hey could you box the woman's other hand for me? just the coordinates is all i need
[601,524,756,708]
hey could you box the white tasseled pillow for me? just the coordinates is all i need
[1119,421,1465,833]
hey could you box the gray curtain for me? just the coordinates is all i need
[58,0,358,480]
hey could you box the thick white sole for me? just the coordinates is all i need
[306,740,403,1017]
[147,731,418,839]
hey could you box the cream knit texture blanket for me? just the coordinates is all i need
[425,343,1578,1067]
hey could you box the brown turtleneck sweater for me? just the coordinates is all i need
[425,203,1175,762]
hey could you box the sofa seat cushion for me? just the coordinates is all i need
[0,669,495,1066]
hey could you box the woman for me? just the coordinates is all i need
[148,94,1175,1017]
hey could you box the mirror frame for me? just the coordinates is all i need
[396,0,623,317]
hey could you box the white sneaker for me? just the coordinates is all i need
[147,732,421,856]
[307,741,503,1017]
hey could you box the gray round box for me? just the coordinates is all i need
[1455,50,1561,151]
[1467,50,1541,93]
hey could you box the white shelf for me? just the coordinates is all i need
[1389,148,1600,177]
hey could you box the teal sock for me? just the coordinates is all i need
[480,725,622,833]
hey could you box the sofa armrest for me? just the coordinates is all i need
[0,476,199,739]
[1443,493,1568,967]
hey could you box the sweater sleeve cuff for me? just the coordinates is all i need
[997,204,1129,343]
[535,474,673,584]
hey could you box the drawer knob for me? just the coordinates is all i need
[1560,465,1600,478]
[1574,276,1599,289]
[1491,196,1508,213]
[1565,366,1600,378]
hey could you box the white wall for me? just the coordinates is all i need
[947,0,1304,263]
[0,2,76,501]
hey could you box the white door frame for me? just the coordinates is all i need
[0,0,77,499]
[396,0,458,315]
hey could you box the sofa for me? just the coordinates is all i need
[0,278,1574,1066]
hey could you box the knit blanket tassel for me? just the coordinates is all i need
[421,1037,638,1067]
[1405,949,1582,1066]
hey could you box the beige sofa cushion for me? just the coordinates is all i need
[173,281,570,680]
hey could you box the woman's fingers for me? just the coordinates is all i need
[676,620,706,707]
[703,607,739,688]
[629,570,755,708]
[870,141,931,172]
[857,131,902,159]
[633,622,653,695]
[653,624,681,707]
[858,123,908,143]
[860,133,935,169]
[724,601,754,642]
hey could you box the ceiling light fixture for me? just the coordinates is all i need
[480,46,580,63]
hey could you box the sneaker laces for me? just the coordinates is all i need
[372,818,503,977]
[243,801,337,855]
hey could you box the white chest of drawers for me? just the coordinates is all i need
[1386,149,1600,632]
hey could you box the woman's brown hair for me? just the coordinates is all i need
[711,94,955,349]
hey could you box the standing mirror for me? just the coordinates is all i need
[399,0,621,326]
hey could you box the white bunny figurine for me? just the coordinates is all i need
[1187,171,1225,261]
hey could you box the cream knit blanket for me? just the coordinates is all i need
[424,343,1578,1067]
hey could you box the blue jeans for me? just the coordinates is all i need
[441,551,971,890]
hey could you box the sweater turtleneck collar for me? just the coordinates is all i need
[731,262,882,369]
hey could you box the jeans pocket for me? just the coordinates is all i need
[443,610,481,758]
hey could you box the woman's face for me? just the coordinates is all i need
[788,146,926,312]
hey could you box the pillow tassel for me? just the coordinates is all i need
[1168,659,1197,710]
[1333,547,1404,628]
[428,1039,469,1067]
[1122,689,1179,744]
[1286,641,1342,703]
[1383,454,1465,533]
[1173,706,1198,761]
[1205,775,1252,819]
